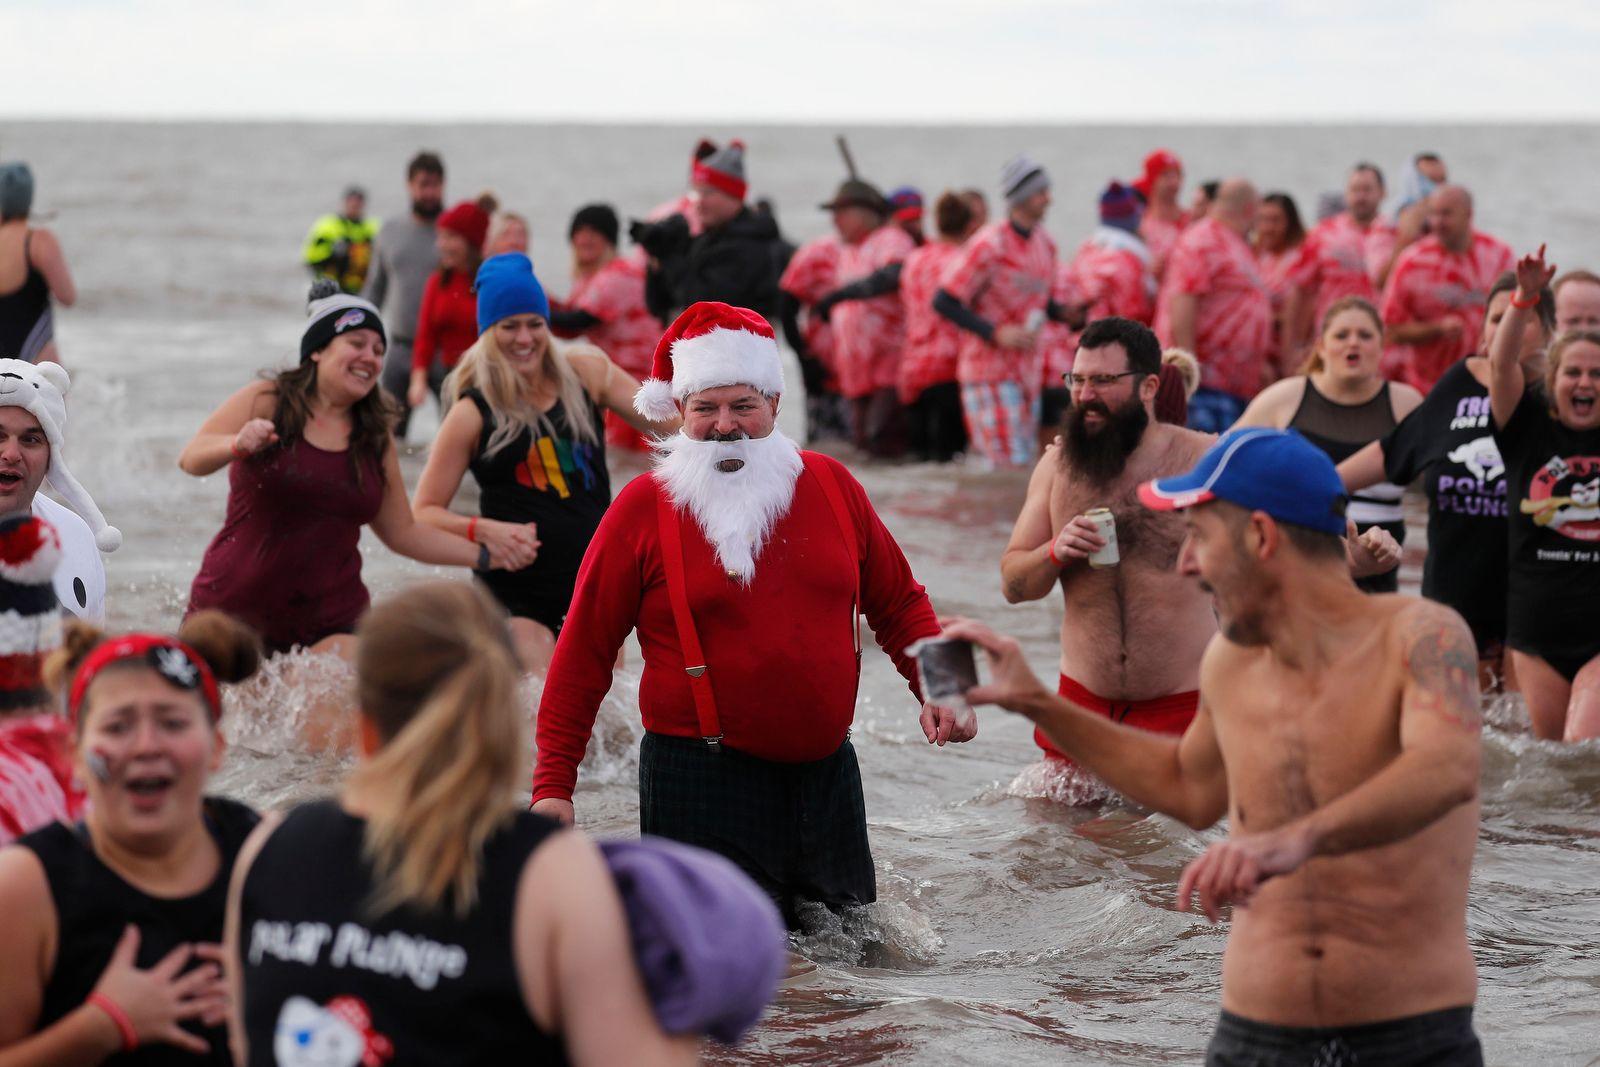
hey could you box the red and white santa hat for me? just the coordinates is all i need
[634,302,785,422]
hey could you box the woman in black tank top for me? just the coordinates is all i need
[1235,297,1423,592]
[0,611,263,1066]
[227,582,693,1066]
[0,162,78,365]
[413,254,677,670]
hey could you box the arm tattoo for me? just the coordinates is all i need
[1405,614,1483,732]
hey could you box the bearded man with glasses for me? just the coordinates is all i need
[1000,317,1401,780]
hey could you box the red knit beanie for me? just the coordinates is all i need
[438,201,490,250]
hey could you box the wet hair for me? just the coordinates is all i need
[268,358,394,489]
[1544,329,1600,414]
[1350,162,1385,189]
[933,191,974,239]
[407,151,445,181]
[350,581,526,917]
[1485,270,1556,335]
[1077,316,1162,376]
[46,611,263,726]
[1302,297,1383,374]
[1261,192,1307,249]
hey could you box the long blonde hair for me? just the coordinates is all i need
[443,328,600,458]
[350,582,525,917]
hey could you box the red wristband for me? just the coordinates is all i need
[1048,543,1064,568]
[1509,291,1539,310]
[466,517,479,544]
[87,992,138,1052]
[229,438,249,460]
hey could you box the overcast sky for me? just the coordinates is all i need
[5,0,1598,123]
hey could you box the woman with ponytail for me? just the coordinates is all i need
[412,254,676,669]
[0,610,262,1065]
[226,581,695,1066]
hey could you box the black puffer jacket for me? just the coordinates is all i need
[643,208,783,323]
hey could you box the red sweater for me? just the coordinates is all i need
[531,453,937,804]
[412,269,479,373]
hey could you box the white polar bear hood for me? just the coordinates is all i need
[0,360,121,553]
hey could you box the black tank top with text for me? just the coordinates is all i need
[238,799,569,1066]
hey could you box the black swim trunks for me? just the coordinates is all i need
[638,731,875,928]
[1206,1006,1482,1067]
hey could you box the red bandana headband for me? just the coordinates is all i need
[69,634,221,724]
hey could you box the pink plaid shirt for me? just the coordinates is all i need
[1380,230,1514,392]
[1155,217,1274,399]
[940,220,1058,387]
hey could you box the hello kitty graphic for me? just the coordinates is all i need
[1520,455,1600,540]
[274,996,393,1067]
[1446,436,1504,484]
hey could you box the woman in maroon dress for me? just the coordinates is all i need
[178,283,528,656]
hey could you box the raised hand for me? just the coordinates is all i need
[1514,244,1556,300]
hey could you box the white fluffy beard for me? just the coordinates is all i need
[653,429,804,584]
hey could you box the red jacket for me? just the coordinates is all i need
[532,452,937,804]
[412,269,479,374]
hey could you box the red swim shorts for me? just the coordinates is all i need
[1034,674,1199,763]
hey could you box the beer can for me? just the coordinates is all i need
[1085,508,1119,567]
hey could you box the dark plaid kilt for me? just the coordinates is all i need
[638,732,876,923]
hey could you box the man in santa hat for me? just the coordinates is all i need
[532,301,973,924]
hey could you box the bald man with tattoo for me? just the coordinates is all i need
[958,427,1484,1066]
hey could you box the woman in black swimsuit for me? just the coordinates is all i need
[0,163,77,365]
[1488,246,1600,741]
[413,253,676,670]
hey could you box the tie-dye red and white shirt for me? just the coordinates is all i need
[1155,217,1274,400]
[1380,230,1514,392]
[0,716,82,847]
[568,256,658,379]
[1139,210,1190,281]
[940,220,1058,387]
[1036,228,1159,387]
[779,234,845,375]
[832,225,916,398]
[1289,212,1399,331]
[897,240,964,403]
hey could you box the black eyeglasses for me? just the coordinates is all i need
[1065,371,1142,389]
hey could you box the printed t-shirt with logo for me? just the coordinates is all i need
[939,219,1058,387]
[897,240,964,403]
[1495,391,1600,669]
[1154,217,1274,401]
[1382,360,1511,650]
[1380,231,1514,392]
[1288,212,1398,331]
[832,225,916,399]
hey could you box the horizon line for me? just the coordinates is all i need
[3,114,1597,128]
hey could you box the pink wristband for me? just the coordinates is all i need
[87,992,138,1052]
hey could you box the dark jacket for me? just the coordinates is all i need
[644,208,782,323]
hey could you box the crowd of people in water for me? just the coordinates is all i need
[0,132,1595,1065]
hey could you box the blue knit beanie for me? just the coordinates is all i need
[475,253,550,334]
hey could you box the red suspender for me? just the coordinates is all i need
[653,453,863,751]
[656,490,724,749]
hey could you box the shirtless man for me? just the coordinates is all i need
[958,426,1483,1065]
[1001,316,1397,764]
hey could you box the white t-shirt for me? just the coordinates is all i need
[32,495,106,621]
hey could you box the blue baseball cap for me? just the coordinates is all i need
[1137,428,1349,535]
